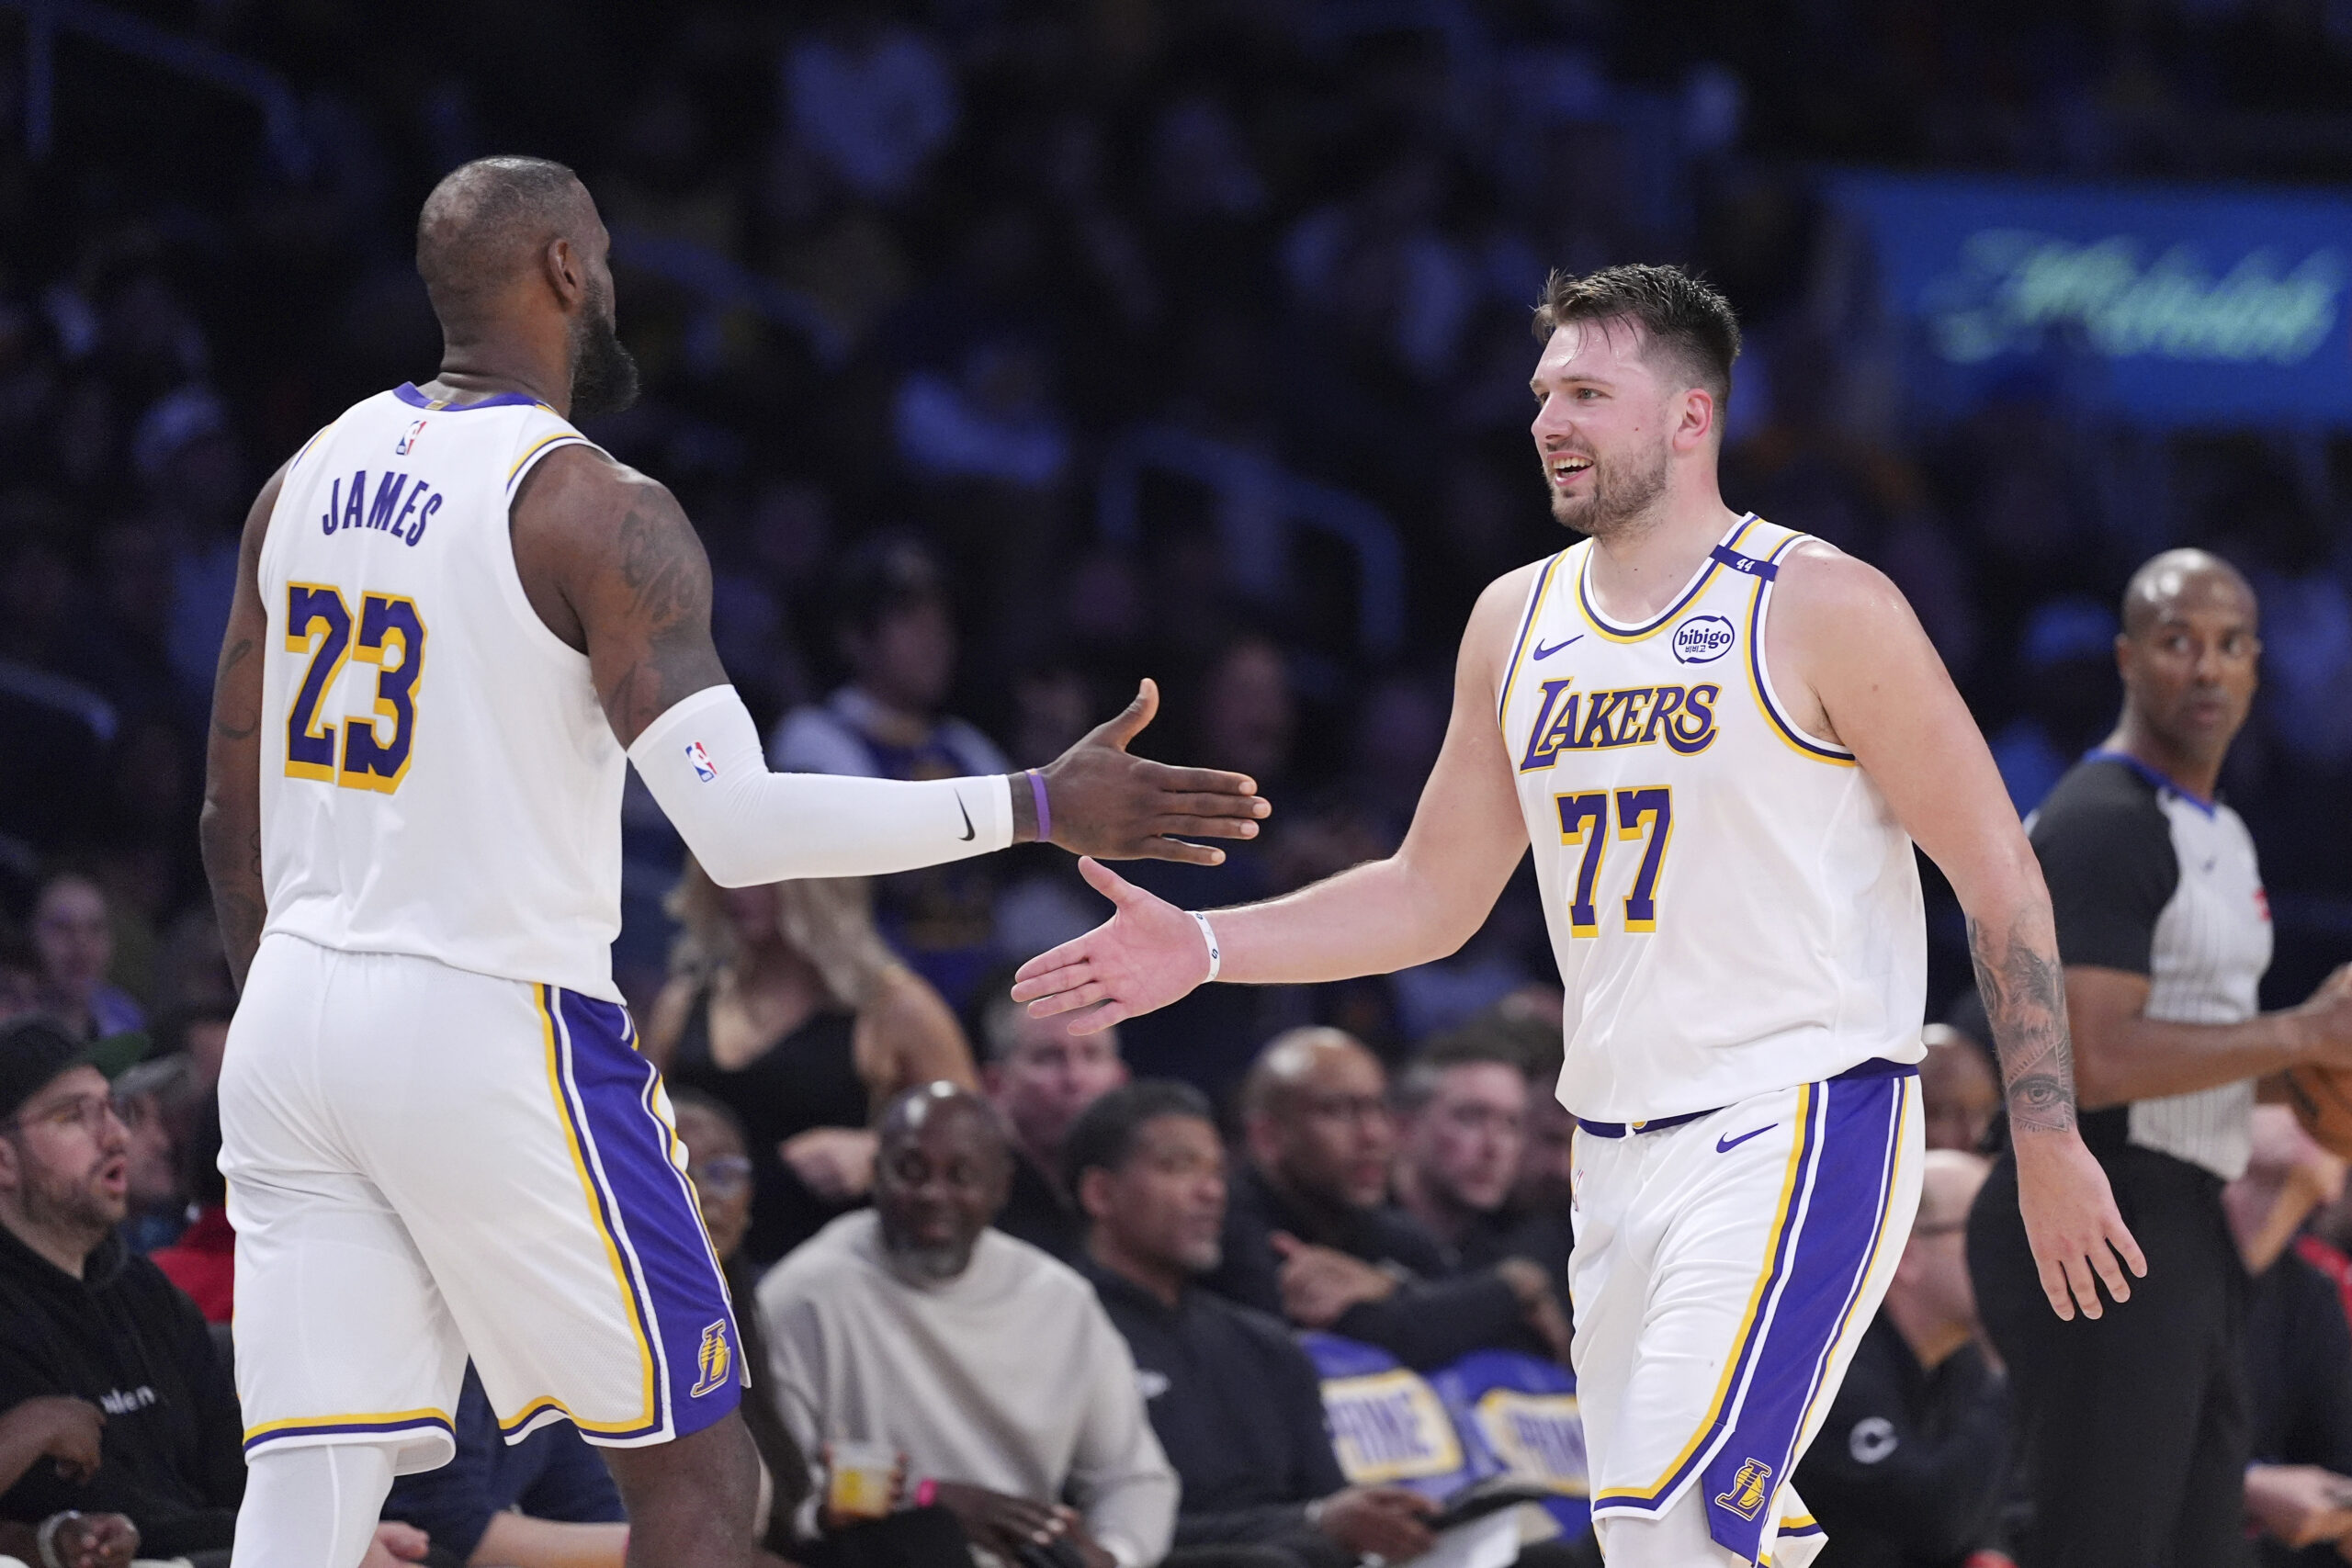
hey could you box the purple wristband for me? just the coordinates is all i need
[1027,769,1052,843]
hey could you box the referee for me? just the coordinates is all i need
[1968,549,2352,1568]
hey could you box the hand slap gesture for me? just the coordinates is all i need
[1012,858,1213,1033]
[1033,680,1269,863]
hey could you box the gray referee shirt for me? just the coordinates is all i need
[2026,750,2274,1181]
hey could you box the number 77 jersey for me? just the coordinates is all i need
[1498,515,1926,1124]
[254,386,632,1002]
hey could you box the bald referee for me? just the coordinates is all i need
[1968,549,2352,1568]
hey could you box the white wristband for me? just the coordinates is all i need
[1190,910,1222,984]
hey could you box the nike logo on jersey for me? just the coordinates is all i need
[956,795,975,840]
[1532,635,1583,660]
[1716,1125,1774,1153]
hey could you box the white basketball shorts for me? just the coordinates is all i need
[220,933,743,1473]
[1568,1058,1922,1568]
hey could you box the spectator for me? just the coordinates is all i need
[648,862,974,1267]
[378,1364,628,1568]
[782,16,959,205]
[974,976,1128,1260]
[148,1093,230,1324]
[1917,1023,1999,1156]
[29,874,141,1043]
[768,538,1012,1008]
[758,1082,1177,1568]
[1795,1151,2010,1568]
[0,1014,428,1568]
[2229,1108,2352,1565]
[1390,1032,1565,1279]
[1202,1029,1570,1370]
[108,1054,196,1255]
[149,1002,233,1091]
[0,1395,135,1568]
[669,1089,810,1562]
[1069,1080,1442,1568]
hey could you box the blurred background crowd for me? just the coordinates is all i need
[7,0,2352,1564]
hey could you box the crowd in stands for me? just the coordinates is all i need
[14,899,2352,1566]
[6,1,2352,1565]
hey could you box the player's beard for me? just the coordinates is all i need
[568,277,640,419]
[1549,437,1669,540]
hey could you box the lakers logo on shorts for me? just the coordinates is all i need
[690,1319,733,1398]
[1713,1457,1771,1520]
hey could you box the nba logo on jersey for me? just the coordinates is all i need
[394,419,427,456]
[685,741,717,782]
[689,1320,732,1398]
[1713,1458,1772,1519]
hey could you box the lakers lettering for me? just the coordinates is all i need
[1520,679,1718,771]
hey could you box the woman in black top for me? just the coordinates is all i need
[646,862,976,1265]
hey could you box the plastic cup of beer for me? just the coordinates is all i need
[827,1440,898,1520]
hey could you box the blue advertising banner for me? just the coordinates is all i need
[1824,173,2352,425]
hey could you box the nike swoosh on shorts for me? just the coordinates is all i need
[1716,1124,1775,1153]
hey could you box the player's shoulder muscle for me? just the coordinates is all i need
[510,444,706,648]
[1770,537,1935,668]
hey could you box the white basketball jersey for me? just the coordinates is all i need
[255,384,627,999]
[1499,514,1926,1122]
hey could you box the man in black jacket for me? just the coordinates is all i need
[1068,1080,1440,1568]
[1201,1030,1567,1369]
[0,1014,428,1568]
[1797,1151,2009,1567]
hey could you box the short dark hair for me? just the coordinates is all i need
[835,533,946,639]
[1532,264,1741,410]
[1062,1079,1215,1195]
[1392,1030,1532,1116]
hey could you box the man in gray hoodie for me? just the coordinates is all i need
[758,1083,1176,1568]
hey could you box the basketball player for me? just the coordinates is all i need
[198,157,1266,1568]
[1013,265,2143,1568]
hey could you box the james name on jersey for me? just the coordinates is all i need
[317,466,445,547]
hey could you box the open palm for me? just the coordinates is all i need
[1010,858,1214,1034]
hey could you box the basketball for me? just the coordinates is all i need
[2286,1064,2352,1160]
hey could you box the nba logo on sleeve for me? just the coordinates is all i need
[685,741,718,782]
[394,419,427,456]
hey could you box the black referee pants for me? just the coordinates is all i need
[1968,1144,2249,1568]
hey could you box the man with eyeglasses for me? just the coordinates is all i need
[1794,1152,2010,1568]
[1203,1029,1570,1369]
[0,1014,429,1568]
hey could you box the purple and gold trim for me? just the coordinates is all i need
[1575,514,1759,644]
[243,1407,453,1455]
[1498,552,1566,730]
[1742,533,1857,767]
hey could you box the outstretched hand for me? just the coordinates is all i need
[1035,679,1269,864]
[2014,1129,2147,1320]
[1012,858,1213,1033]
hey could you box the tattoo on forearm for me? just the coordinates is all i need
[1967,914,2077,1134]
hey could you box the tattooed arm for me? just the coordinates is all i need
[200,462,289,992]
[1769,542,2144,1321]
[1966,906,2078,1134]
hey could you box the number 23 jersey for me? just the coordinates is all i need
[255,386,628,1000]
[1500,514,1925,1122]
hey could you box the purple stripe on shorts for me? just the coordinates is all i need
[1695,1072,1907,1563]
[554,987,743,1444]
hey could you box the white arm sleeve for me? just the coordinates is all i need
[628,685,1012,887]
